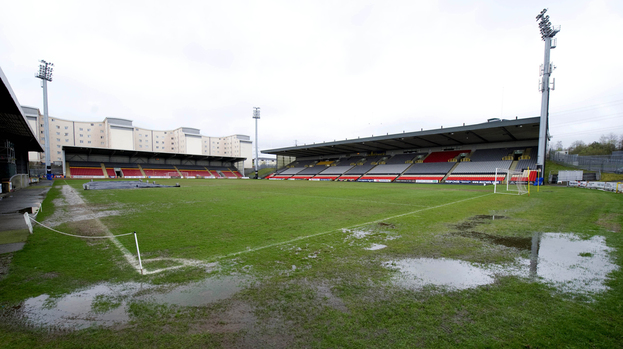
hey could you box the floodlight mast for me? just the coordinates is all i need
[35,60,54,177]
[253,107,260,179]
[535,9,560,172]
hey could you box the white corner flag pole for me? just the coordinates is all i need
[133,231,143,274]
[24,213,33,234]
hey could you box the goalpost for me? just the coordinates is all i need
[494,168,531,195]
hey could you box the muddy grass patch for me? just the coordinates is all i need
[0,253,13,281]
[596,213,621,232]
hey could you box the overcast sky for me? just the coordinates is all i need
[1,0,622,154]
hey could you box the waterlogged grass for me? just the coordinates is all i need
[1,179,622,348]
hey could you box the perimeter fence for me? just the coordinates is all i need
[550,151,623,173]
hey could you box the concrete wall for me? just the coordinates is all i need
[186,134,202,155]
[109,126,134,150]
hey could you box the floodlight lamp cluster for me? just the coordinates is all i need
[36,60,54,81]
[536,9,560,40]
[253,107,260,119]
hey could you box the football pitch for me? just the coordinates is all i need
[1,179,622,348]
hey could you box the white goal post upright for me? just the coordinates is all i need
[494,168,531,195]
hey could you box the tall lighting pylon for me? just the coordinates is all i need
[253,107,260,179]
[35,60,54,178]
[535,9,560,172]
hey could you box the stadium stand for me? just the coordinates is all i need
[141,163,179,178]
[445,160,512,183]
[286,159,318,168]
[384,153,419,164]
[423,150,470,163]
[177,165,214,178]
[344,164,375,175]
[358,163,411,182]
[312,165,355,181]
[451,160,513,174]
[395,162,455,183]
[206,167,240,178]
[103,163,143,178]
[336,164,374,181]
[68,162,106,178]
[516,158,537,171]
[469,148,518,162]
[291,166,326,180]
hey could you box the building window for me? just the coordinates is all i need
[139,139,142,143]
[156,136,159,139]
[80,140,83,143]
[101,142,104,145]
[156,146,159,149]
[87,135,91,138]
[64,133,68,136]
[139,145,142,148]
[80,134,83,137]
[65,126,68,129]
[100,130,104,133]
[57,145,61,148]
[99,124,102,126]
[56,138,60,141]
[56,132,60,135]
[88,141,91,144]
[87,128,91,131]
[91,123,94,126]
[65,139,69,142]
[101,136,104,139]
[56,125,60,129]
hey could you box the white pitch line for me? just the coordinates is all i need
[57,185,212,275]
[216,193,493,260]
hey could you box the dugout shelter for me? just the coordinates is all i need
[0,67,43,190]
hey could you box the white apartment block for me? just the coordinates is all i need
[22,106,253,168]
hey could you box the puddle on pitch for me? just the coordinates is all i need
[143,275,248,307]
[343,228,372,239]
[387,258,494,290]
[365,244,387,251]
[7,274,250,330]
[388,233,618,295]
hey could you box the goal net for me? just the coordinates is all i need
[166,172,183,178]
[494,168,530,195]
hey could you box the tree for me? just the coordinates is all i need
[568,140,586,155]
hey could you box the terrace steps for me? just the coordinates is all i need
[441,162,461,182]
[137,164,147,177]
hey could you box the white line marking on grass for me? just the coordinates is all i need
[55,185,211,275]
[217,193,493,260]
